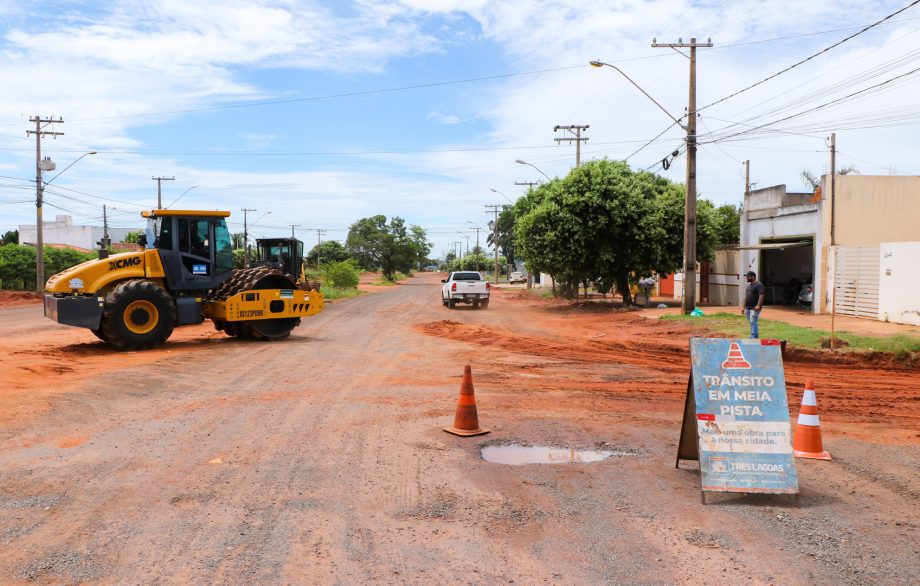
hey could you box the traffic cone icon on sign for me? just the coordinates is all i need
[722,342,752,369]
[444,365,489,437]
[793,380,831,460]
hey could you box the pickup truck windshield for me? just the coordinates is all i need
[452,272,482,281]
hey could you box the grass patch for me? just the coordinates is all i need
[371,271,411,286]
[320,285,365,301]
[661,312,920,354]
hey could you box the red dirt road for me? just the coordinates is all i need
[0,274,917,584]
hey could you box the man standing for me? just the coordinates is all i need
[742,270,765,339]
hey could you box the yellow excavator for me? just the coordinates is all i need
[43,209,323,350]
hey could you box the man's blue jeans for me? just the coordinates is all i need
[745,309,760,339]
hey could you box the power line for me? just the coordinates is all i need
[701,64,920,145]
[699,0,920,112]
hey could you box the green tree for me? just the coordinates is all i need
[307,240,351,267]
[706,201,741,245]
[1,230,18,245]
[346,215,421,280]
[409,225,432,270]
[514,159,716,304]
[487,205,516,263]
[0,244,35,289]
[123,231,142,244]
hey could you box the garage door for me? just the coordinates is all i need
[833,245,879,319]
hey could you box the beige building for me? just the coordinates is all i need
[737,174,920,325]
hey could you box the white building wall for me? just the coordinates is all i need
[879,242,920,326]
[740,203,820,312]
[18,215,134,250]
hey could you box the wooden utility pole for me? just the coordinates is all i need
[744,160,750,196]
[27,116,64,293]
[652,37,712,314]
[152,176,174,209]
[241,208,256,268]
[829,132,837,350]
[553,125,590,167]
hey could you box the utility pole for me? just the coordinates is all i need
[829,132,837,350]
[103,205,110,249]
[486,204,501,284]
[553,124,590,167]
[652,37,712,314]
[515,181,539,189]
[315,228,326,271]
[27,116,64,293]
[469,226,481,271]
[462,234,470,256]
[241,208,256,268]
[290,224,301,238]
[744,160,751,196]
[152,176,174,209]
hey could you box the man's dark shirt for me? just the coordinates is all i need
[745,281,764,309]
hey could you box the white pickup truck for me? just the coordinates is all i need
[441,271,490,309]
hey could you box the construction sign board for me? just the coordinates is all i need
[676,338,799,496]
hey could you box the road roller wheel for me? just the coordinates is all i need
[100,280,176,350]
[210,267,300,341]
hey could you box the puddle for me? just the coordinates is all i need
[481,444,631,465]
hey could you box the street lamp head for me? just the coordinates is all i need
[87,151,97,155]
[514,159,526,165]
[589,60,604,68]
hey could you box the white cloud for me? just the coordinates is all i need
[427,110,462,124]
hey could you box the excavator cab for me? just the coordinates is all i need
[144,210,235,291]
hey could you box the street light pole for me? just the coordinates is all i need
[514,159,551,180]
[489,187,514,204]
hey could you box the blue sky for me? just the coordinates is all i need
[0,0,918,258]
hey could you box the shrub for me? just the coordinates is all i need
[322,259,360,289]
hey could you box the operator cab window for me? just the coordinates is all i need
[158,218,172,250]
[213,219,233,273]
[178,218,211,275]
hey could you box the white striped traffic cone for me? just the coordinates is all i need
[793,379,831,460]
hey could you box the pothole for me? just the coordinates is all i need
[481,444,632,465]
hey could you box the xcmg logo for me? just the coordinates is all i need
[108,257,142,271]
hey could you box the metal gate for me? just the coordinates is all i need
[833,245,880,319]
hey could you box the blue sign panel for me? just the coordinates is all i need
[688,338,798,494]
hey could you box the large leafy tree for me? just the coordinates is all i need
[409,225,432,270]
[514,159,716,303]
[346,215,422,279]
[307,240,351,266]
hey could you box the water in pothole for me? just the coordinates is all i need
[481,444,632,465]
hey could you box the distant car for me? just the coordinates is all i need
[798,284,813,308]
[509,271,526,284]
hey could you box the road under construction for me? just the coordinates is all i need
[0,273,916,583]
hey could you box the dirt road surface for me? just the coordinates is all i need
[1,273,917,584]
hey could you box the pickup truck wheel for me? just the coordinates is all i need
[481,300,489,310]
[447,299,456,309]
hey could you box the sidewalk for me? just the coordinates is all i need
[639,304,920,338]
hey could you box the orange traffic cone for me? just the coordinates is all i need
[793,379,831,460]
[444,365,489,437]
